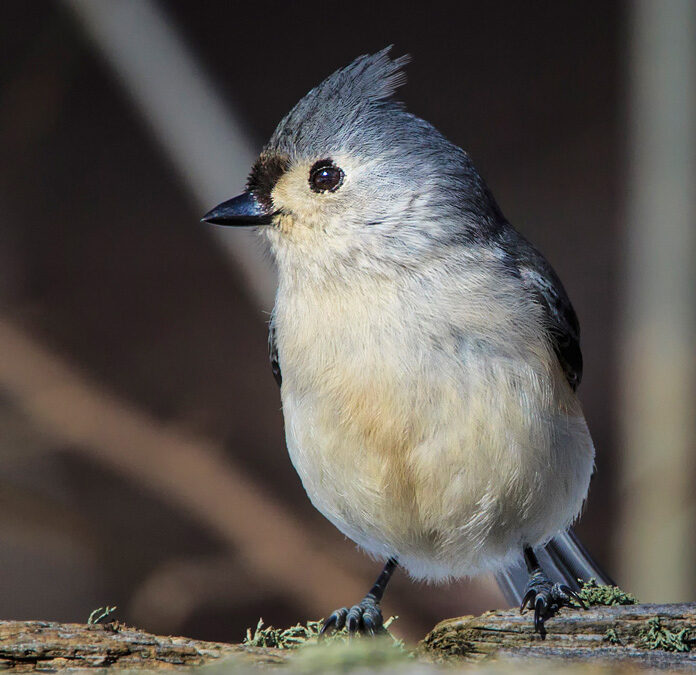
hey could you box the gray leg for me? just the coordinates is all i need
[320,558,398,636]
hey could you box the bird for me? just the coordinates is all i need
[203,47,612,636]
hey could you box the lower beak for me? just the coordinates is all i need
[201,191,275,226]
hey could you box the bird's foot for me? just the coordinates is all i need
[320,594,384,636]
[520,570,585,636]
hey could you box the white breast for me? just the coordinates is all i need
[273,267,594,581]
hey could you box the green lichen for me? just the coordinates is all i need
[243,618,325,649]
[639,617,691,652]
[87,605,118,625]
[603,627,621,645]
[243,616,402,651]
[573,578,637,607]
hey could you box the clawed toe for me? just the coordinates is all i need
[559,584,586,609]
[320,607,348,635]
[320,597,384,637]
[520,573,585,636]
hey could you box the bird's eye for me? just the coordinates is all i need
[309,160,344,193]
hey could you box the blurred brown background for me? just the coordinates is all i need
[1,0,694,644]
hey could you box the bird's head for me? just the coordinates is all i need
[203,47,502,274]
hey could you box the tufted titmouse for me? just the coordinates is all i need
[203,48,612,635]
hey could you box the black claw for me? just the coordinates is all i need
[320,607,348,636]
[362,615,376,635]
[346,614,360,634]
[534,596,545,632]
[560,585,586,609]
[520,589,536,613]
[321,597,385,637]
[521,571,584,636]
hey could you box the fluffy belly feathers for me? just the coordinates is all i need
[274,281,594,581]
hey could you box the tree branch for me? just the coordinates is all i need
[0,620,287,671]
[2,604,695,671]
[421,602,696,670]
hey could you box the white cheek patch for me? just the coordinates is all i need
[272,158,352,224]
[272,167,313,218]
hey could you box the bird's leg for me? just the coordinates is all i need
[320,558,398,636]
[520,546,584,636]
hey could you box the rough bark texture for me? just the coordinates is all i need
[420,603,696,671]
[1,604,695,672]
[0,621,288,671]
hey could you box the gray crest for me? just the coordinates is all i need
[267,46,411,158]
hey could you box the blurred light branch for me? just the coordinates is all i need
[64,0,277,310]
[618,0,696,601]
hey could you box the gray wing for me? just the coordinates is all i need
[269,320,282,387]
[513,238,583,391]
[494,234,602,603]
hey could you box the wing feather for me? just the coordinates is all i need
[516,242,582,390]
[269,319,282,387]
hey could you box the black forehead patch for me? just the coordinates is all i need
[247,153,289,210]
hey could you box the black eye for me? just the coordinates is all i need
[309,160,344,193]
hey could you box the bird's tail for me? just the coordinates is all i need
[495,528,615,606]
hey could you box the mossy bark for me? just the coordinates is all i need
[2,604,695,671]
[0,620,288,670]
[420,602,696,670]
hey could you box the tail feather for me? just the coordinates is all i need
[495,528,614,606]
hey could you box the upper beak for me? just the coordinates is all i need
[201,191,275,226]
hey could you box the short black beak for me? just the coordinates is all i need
[201,191,275,226]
